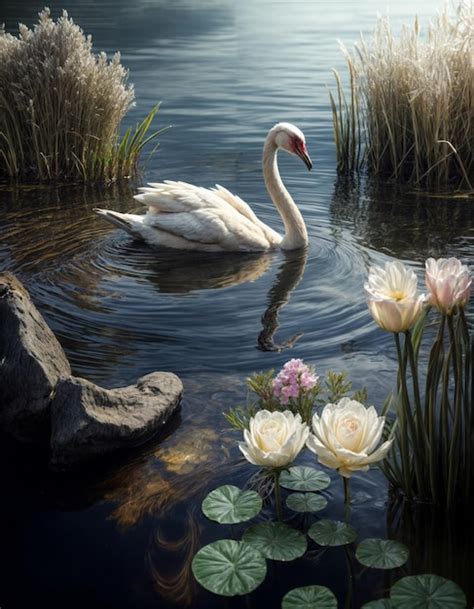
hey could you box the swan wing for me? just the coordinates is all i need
[134,180,282,250]
[134,181,233,213]
[210,184,282,244]
[143,207,276,251]
[210,184,259,222]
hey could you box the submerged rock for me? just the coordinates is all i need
[0,273,183,469]
[50,372,182,469]
[0,272,71,442]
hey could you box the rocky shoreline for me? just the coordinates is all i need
[0,273,182,469]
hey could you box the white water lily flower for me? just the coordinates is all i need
[239,410,309,469]
[306,398,393,478]
[425,257,472,315]
[365,260,425,333]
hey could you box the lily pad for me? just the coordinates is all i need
[390,575,466,608]
[280,466,331,492]
[242,522,307,561]
[282,585,338,609]
[356,538,409,570]
[308,519,357,546]
[286,492,328,513]
[192,539,266,597]
[201,485,262,524]
[362,600,393,608]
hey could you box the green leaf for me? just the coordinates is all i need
[243,522,307,561]
[286,492,328,513]
[282,585,338,609]
[356,538,409,569]
[280,466,331,491]
[390,575,466,608]
[192,539,266,597]
[201,485,262,524]
[308,519,357,546]
[362,600,393,608]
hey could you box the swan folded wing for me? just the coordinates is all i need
[143,208,273,251]
[211,184,282,245]
[211,184,259,222]
[134,181,233,213]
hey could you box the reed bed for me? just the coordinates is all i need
[0,8,164,182]
[330,2,473,190]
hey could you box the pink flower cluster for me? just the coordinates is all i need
[272,359,319,405]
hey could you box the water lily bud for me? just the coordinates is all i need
[365,261,425,333]
[238,410,309,469]
[306,398,393,478]
[425,257,472,315]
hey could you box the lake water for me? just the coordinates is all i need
[0,1,473,607]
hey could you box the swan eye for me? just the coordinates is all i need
[293,138,304,153]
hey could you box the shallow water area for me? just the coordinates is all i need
[0,0,473,607]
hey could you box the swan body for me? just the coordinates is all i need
[94,123,312,252]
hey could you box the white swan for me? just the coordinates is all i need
[94,122,312,252]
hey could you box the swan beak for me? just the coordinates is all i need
[295,142,313,170]
[300,151,313,171]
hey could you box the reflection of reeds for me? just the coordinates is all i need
[0,9,164,181]
[148,508,202,608]
[330,3,473,189]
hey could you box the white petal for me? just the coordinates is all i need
[362,439,394,464]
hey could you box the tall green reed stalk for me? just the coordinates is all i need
[381,304,473,511]
[0,8,164,182]
[330,2,473,190]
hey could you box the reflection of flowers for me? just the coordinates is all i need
[272,359,319,405]
[364,261,425,333]
[425,257,471,315]
[239,410,309,469]
[306,398,393,478]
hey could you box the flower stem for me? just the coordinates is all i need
[274,470,283,521]
[405,329,427,497]
[447,314,462,510]
[343,476,351,522]
[394,332,413,500]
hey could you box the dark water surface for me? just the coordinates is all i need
[1,1,473,607]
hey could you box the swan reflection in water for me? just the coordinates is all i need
[131,243,308,351]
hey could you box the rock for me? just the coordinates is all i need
[0,273,71,442]
[50,372,182,469]
[0,272,183,469]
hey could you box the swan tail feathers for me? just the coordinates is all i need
[93,208,141,236]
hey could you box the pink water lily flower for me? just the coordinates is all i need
[425,257,471,315]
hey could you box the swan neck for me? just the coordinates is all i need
[263,140,308,250]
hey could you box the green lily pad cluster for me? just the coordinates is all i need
[192,468,466,608]
[281,466,330,514]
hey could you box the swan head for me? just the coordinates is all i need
[268,122,312,170]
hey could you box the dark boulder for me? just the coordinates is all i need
[0,273,71,442]
[50,372,182,469]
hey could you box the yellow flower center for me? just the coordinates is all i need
[389,289,406,301]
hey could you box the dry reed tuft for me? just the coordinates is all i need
[330,2,473,190]
[0,8,164,182]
